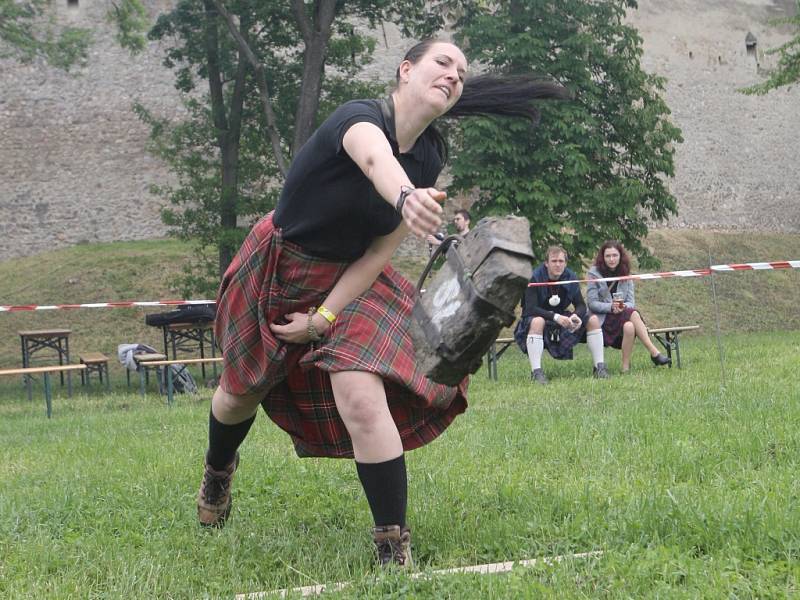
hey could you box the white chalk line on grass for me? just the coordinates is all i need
[235,550,603,599]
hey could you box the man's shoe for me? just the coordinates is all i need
[372,525,412,568]
[651,353,671,367]
[531,369,548,385]
[197,452,239,528]
[593,362,610,379]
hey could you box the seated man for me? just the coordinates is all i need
[426,209,471,254]
[513,245,609,384]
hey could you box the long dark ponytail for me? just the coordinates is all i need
[451,73,572,123]
[398,40,571,162]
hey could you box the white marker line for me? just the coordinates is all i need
[236,550,603,599]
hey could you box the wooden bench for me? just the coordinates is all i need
[126,353,168,397]
[648,325,700,369]
[139,357,223,405]
[0,364,87,418]
[79,352,110,389]
[486,337,516,381]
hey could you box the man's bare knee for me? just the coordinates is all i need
[528,317,545,334]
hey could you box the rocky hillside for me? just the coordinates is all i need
[1,0,797,263]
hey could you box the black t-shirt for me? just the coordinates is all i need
[273,99,443,260]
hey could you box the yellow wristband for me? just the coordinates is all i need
[316,305,337,324]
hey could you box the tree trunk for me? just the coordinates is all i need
[211,0,289,177]
[290,0,337,152]
[204,0,247,276]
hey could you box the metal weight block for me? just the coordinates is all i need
[410,216,534,385]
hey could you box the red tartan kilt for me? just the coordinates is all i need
[215,212,468,458]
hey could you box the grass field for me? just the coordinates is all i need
[2,330,799,598]
[1,231,799,597]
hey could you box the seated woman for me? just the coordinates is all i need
[587,241,671,372]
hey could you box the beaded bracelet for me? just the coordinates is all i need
[307,307,322,342]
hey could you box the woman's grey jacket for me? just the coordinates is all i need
[586,265,635,327]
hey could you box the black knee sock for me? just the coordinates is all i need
[207,410,256,470]
[356,455,407,528]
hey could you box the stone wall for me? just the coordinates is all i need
[0,0,182,259]
[627,0,800,232]
[1,0,798,263]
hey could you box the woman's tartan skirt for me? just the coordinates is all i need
[601,307,636,348]
[215,213,468,459]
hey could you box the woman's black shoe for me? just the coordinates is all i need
[651,353,671,366]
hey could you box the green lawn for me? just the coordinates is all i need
[2,331,798,598]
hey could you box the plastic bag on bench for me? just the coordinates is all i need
[117,343,159,371]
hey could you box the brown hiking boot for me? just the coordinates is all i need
[197,452,239,527]
[372,525,412,567]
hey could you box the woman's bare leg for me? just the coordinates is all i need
[621,321,635,371]
[630,311,661,356]
[198,387,264,527]
[330,371,402,462]
[331,370,409,564]
[212,386,263,423]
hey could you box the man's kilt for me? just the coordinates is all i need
[513,312,587,360]
[215,213,468,459]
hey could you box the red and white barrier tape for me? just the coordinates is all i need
[0,299,214,313]
[527,260,800,287]
[0,260,797,311]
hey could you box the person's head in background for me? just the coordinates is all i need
[544,245,568,280]
[453,209,471,235]
[594,240,630,277]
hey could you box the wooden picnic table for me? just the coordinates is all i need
[19,328,72,399]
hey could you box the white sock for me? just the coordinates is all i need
[587,329,605,366]
[526,334,544,371]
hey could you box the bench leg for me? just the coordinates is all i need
[104,363,111,391]
[652,333,673,368]
[669,333,682,369]
[139,368,146,398]
[157,367,165,396]
[44,372,52,419]
[65,336,72,396]
[211,330,218,379]
[664,332,672,369]
[486,343,497,381]
[167,366,174,406]
[22,337,33,402]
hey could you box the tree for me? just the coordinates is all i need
[0,0,91,70]
[449,0,682,270]
[115,0,443,296]
[740,0,800,95]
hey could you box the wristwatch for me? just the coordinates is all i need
[395,185,415,216]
